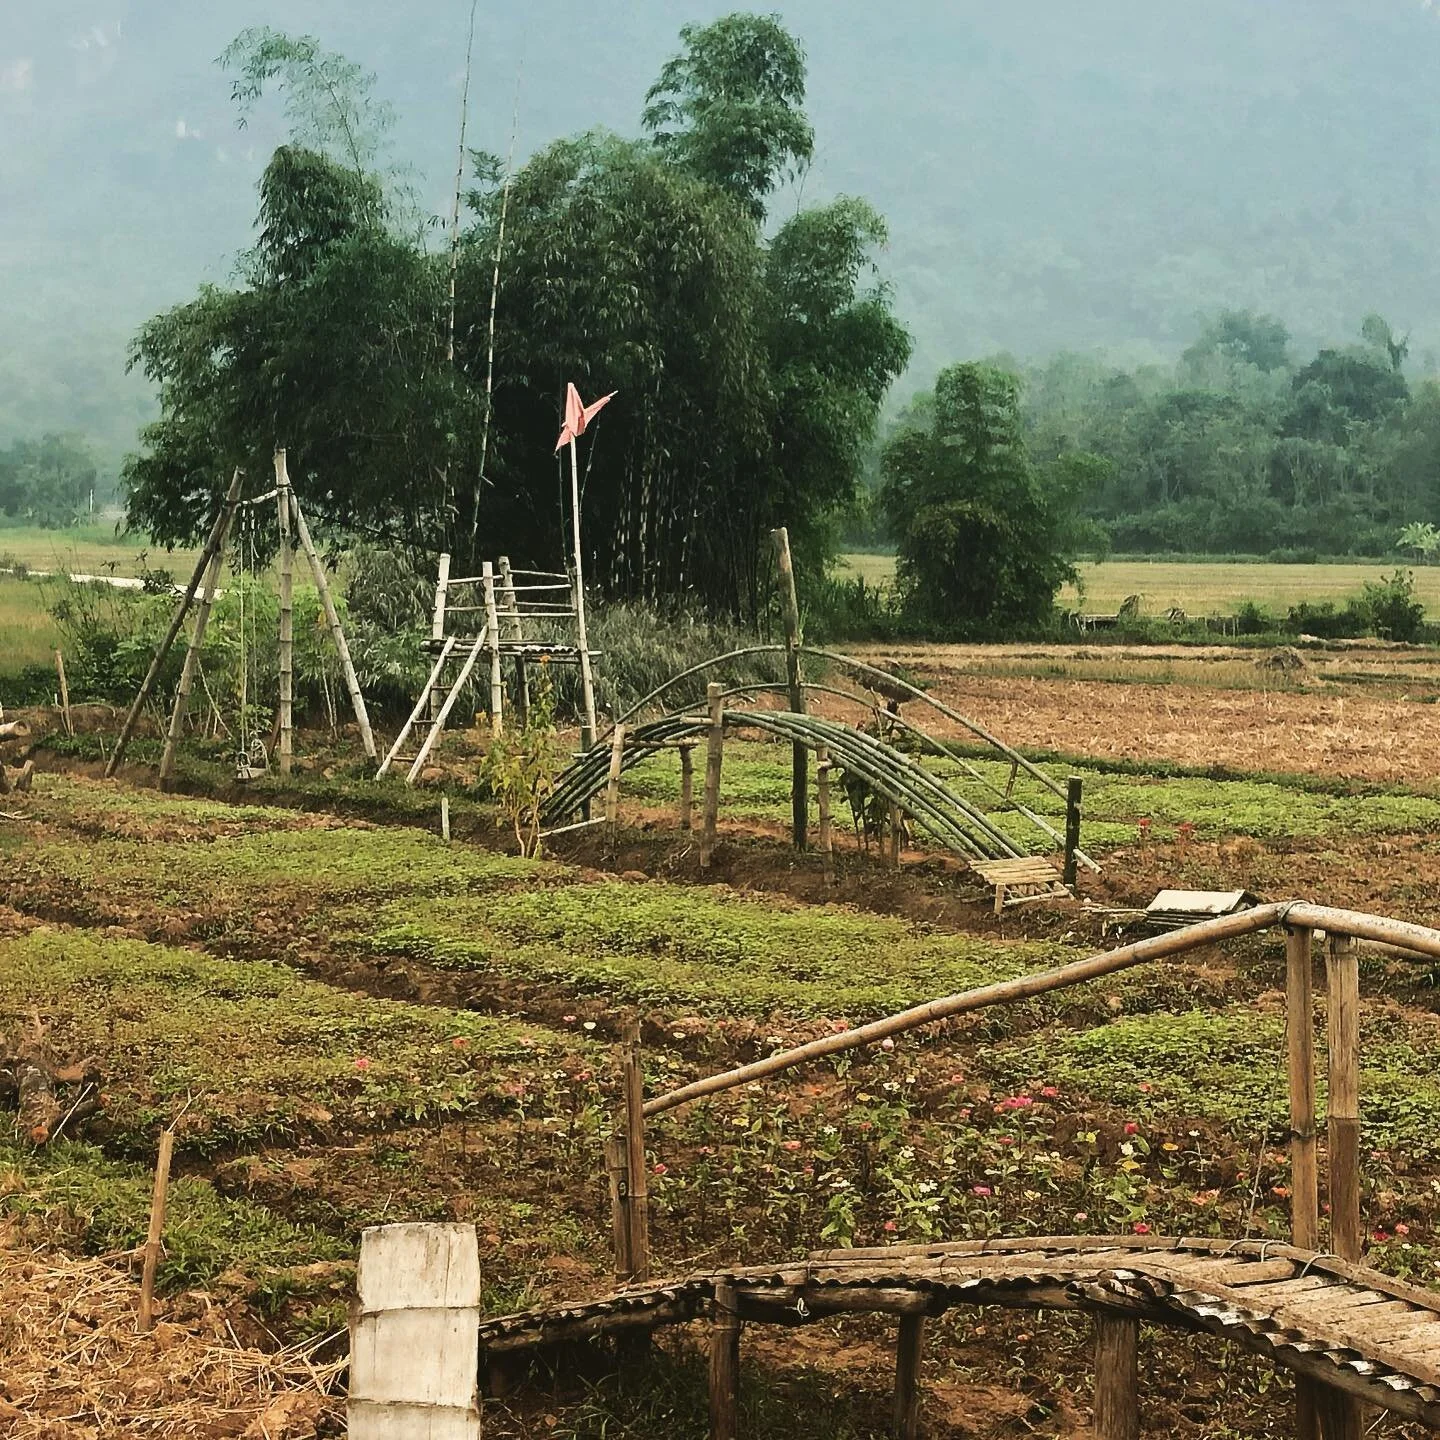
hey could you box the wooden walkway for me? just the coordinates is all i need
[479,1235,1440,1432]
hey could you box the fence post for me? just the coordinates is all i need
[1286,924,1321,1440]
[1092,1314,1139,1440]
[604,1133,633,1283]
[700,683,725,870]
[816,747,834,886]
[892,1312,925,1440]
[678,742,696,832]
[348,1223,482,1440]
[709,1279,741,1440]
[622,1019,650,1283]
[771,527,807,851]
[605,724,626,853]
[1064,776,1083,889]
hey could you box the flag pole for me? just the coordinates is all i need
[569,435,599,750]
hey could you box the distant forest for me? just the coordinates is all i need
[870,309,1439,561]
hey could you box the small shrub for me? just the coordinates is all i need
[1362,569,1425,642]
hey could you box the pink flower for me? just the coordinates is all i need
[1132,1222,1151,1235]
[997,1135,1014,1146]
[830,1020,850,1034]
[697,1146,714,1156]
[353,1057,371,1072]
[1137,1082,1151,1093]
[880,1037,895,1052]
[1039,1086,1059,1099]
[1073,1211,1088,1223]
[653,1163,667,1176]
[782,1139,802,1151]
[562,1015,577,1023]
[451,1037,469,1049]
[883,1220,898,1233]
[1123,1122,1139,1136]
[971,1185,993,1197]
[1396,1223,1411,1237]
[947,1074,966,1086]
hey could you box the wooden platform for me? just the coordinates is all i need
[971,856,1071,911]
[478,1234,1440,1429]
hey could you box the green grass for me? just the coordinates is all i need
[0,522,201,578]
[835,553,1440,618]
[0,931,584,1153]
[0,573,61,670]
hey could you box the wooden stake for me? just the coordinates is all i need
[159,521,232,791]
[678,742,695,832]
[1327,933,1361,1262]
[771,527,807,850]
[892,1312,924,1440]
[430,553,451,721]
[498,556,529,726]
[621,1019,650,1282]
[1325,931,1363,1440]
[54,650,72,736]
[568,438,598,751]
[1063,776,1083,889]
[1286,926,1320,1251]
[137,1129,175,1332]
[709,1279,740,1440]
[604,1133,633,1283]
[605,723,626,849]
[1092,1313,1139,1440]
[886,802,902,868]
[289,491,376,760]
[816,747,834,886]
[274,450,294,777]
[482,561,503,737]
[700,682,724,870]
[107,468,243,778]
[440,795,451,842]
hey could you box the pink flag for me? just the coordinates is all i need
[555,383,616,451]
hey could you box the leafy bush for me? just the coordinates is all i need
[1361,568,1425,642]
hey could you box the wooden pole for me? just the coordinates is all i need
[700,682,725,870]
[430,553,451,722]
[1327,933,1361,1261]
[158,523,231,791]
[107,468,243,778]
[274,450,294,777]
[54,650,72,736]
[497,555,528,726]
[678,742,695,832]
[289,491,376,760]
[621,1019,650,1283]
[709,1279,741,1440]
[1286,924,1322,1440]
[1092,1313,1139,1440]
[1325,931,1363,1440]
[887,802,902,868]
[604,1133,633,1283]
[892,1312,924,1440]
[482,561,504,737]
[817,747,834,886]
[1063,776,1083,889]
[771,527,807,850]
[605,723,626,850]
[137,1129,175,1332]
[440,794,451,842]
[568,438,598,751]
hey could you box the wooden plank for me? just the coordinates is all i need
[710,1279,741,1440]
[1327,935,1362,1265]
[1155,1257,1300,1287]
[1093,1314,1139,1440]
[1201,1276,1333,1307]
[356,1224,482,1312]
[893,1312,925,1440]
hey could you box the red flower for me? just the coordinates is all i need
[1039,1086,1059,1099]
[353,1056,371,1072]
[1123,1122,1139,1136]
[1132,1222,1151,1235]
[883,1220,898,1233]
[1373,1229,1390,1243]
[971,1185,993,1197]
[782,1139,802,1151]
[653,1163,668,1176]
[1396,1223,1411,1237]
[451,1037,469,1049]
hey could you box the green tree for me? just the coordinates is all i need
[880,364,1073,632]
[0,434,97,528]
[643,14,813,222]
[1183,309,1291,373]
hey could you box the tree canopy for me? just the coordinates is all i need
[122,14,908,617]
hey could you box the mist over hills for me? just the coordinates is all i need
[5,1,1440,470]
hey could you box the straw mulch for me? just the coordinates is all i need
[0,1236,344,1438]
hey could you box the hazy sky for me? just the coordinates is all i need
[6,2,1440,457]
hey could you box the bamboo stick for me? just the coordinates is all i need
[1093,1314,1139,1440]
[137,1129,175,1332]
[406,633,487,785]
[482,561,503,737]
[107,468,242,777]
[678,742,695,832]
[645,901,1440,1117]
[158,525,231,791]
[568,439,598,750]
[1286,926,1320,1252]
[622,1019,649,1283]
[605,723,626,850]
[54,650,72,736]
[376,637,456,778]
[604,1133,632,1283]
[817,747,834,885]
[440,794,451,842]
[1327,934,1361,1264]
[274,451,294,776]
[289,491,376,760]
[771,527,807,850]
[709,1279,740,1440]
[700,683,724,870]
[892,1312,925,1440]
[498,555,529,726]
[430,553,451,721]
[1064,776,1083,888]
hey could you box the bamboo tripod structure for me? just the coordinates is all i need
[108,453,376,787]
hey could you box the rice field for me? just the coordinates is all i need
[836,553,1440,617]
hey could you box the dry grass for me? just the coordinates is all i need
[835,554,1440,617]
[0,575,61,671]
[0,524,201,580]
[0,1230,344,1437]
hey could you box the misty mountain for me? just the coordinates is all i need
[5,1,1440,468]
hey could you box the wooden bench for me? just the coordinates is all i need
[972,856,1071,914]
